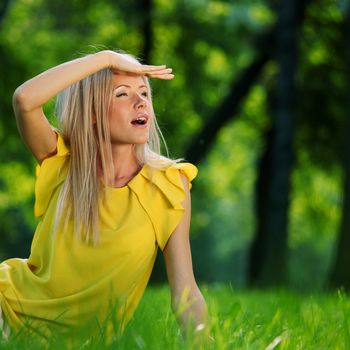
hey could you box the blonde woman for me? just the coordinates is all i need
[0,50,207,342]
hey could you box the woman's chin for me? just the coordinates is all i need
[131,134,149,145]
[133,139,148,145]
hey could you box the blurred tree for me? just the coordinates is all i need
[0,0,10,26]
[182,0,305,286]
[248,0,303,286]
[140,0,153,63]
[329,0,350,290]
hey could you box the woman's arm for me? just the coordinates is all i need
[12,50,173,163]
[163,174,208,338]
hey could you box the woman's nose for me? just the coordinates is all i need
[135,94,147,110]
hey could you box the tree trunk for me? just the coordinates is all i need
[329,2,350,289]
[140,0,152,63]
[248,0,299,286]
[249,126,275,283]
[0,0,11,27]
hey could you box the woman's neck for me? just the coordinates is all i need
[101,143,142,187]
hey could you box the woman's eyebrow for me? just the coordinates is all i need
[115,84,147,89]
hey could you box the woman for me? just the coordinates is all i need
[0,50,207,343]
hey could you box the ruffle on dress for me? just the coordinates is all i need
[129,162,198,251]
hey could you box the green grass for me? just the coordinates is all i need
[1,284,349,349]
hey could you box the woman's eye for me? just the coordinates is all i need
[116,92,127,97]
[141,91,148,97]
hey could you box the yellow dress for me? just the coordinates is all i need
[0,134,197,340]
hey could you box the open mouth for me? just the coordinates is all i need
[131,115,148,126]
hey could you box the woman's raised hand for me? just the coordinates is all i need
[105,50,174,80]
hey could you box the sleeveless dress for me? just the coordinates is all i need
[0,134,197,341]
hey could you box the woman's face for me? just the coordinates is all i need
[107,73,153,145]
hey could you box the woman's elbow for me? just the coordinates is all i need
[13,86,32,113]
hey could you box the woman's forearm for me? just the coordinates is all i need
[13,51,110,112]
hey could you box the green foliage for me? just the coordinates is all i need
[297,0,347,167]
[0,162,36,260]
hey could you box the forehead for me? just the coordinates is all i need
[112,73,146,88]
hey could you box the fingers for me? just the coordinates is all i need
[130,65,167,75]
[147,73,175,80]
[113,64,175,80]
[144,68,175,80]
[143,67,172,74]
[139,64,167,71]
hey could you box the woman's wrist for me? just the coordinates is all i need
[95,50,113,69]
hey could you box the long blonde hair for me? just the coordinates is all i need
[55,53,179,244]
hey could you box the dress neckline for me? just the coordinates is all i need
[101,164,146,191]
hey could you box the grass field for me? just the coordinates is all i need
[1,284,349,349]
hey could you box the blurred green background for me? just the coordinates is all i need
[0,0,349,292]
